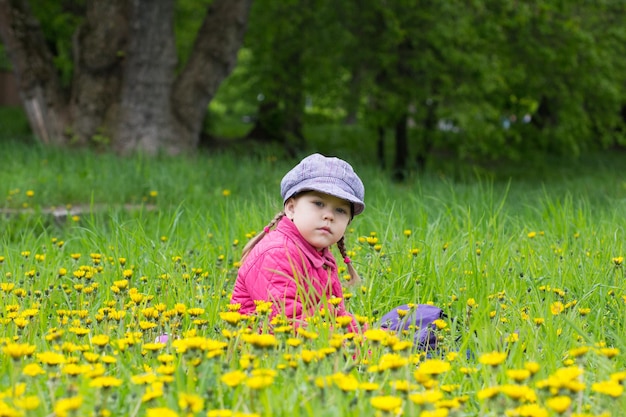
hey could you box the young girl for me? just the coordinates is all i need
[230,153,365,333]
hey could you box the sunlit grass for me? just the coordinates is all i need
[1,140,625,416]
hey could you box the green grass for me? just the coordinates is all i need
[0,138,625,416]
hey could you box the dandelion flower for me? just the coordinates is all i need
[592,380,624,397]
[89,376,123,389]
[37,351,66,366]
[506,369,531,382]
[219,312,244,326]
[22,363,46,377]
[242,334,278,349]
[147,407,179,417]
[370,395,403,412]
[409,389,443,405]
[598,347,619,358]
[550,301,564,315]
[364,329,388,343]
[3,343,36,360]
[416,359,451,376]
[245,374,274,389]
[221,370,247,388]
[546,395,572,414]
[54,396,83,417]
[13,395,40,410]
[508,404,548,417]
[178,393,204,413]
[478,351,507,367]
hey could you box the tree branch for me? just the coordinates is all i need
[172,0,253,143]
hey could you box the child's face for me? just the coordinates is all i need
[285,191,352,251]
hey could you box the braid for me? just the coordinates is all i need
[241,211,285,262]
[337,236,361,287]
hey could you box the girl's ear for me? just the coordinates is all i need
[284,198,296,219]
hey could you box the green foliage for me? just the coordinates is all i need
[0,107,32,140]
[174,0,214,69]
[28,0,84,87]
[5,0,626,163]
[213,0,626,163]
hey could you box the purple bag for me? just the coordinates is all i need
[377,304,443,350]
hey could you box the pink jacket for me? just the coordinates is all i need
[231,217,359,332]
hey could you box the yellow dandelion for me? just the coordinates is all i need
[221,370,247,388]
[13,395,40,410]
[89,376,123,389]
[568,346,589,358]
[335,315,354,328]
[219,311,244,326]
[22,363,46,377]
[546,395,572,414]
[550,301,564,315]
[364,329,388,343]
[37,351,66,366]
[592,380,624,397]
[416,359,451,376]
[477,386,499,400]
[178,393,204,413]
[598,347,619,358]
[409,389,444,405]
[358,382,380,391]
[508,404,549,417]
[506,369,531,382]
[242,333,278,349]
[334,373,359,392]
[3,343,36,360]
[499,384,536,402]
[245,374,274,389]
[478,351,507,367]
[91,335,110,347]
[54,396,83,417]
[433,319,447,329]
[370,395,403,412]
[142,383,164,403]
[146,407,179,417]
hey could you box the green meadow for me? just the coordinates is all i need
[1,137,625,417]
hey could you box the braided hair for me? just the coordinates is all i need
[240,211,286,262]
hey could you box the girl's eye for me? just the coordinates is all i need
[336,208,347,214]
[313,201,324,207]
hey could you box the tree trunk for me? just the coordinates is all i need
[172,0,253,152]
[416,98,438,171]
[0,0,252,154]
[376,126,385,168]
[114,0,178,154]
[72,1,129,146]
[392,113,408,182]
[0,0,68,144]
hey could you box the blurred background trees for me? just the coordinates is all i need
[1,0,625,176]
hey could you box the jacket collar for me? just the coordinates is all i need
[276,216,336,270]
